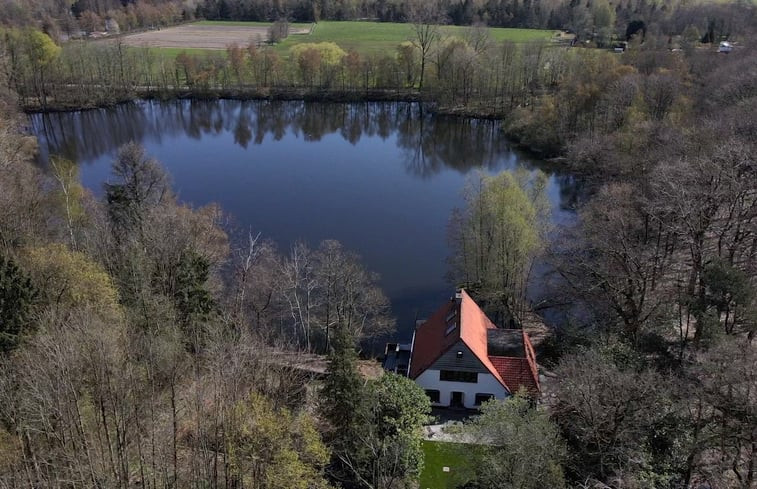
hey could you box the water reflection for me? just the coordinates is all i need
[30,100,580,338]
[33,100,560,184]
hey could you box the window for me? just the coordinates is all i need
[425,389,440,403]
[456,350,463,359]
[440,370,477,383]
[445,309,458,335]
[445,310,457,323]
[474,393,495,406]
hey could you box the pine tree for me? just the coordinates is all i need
[0,255,37,352]
[320,323,363,442]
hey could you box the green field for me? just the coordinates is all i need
[276,21,556,56]
[420,441,478,489]
[124,47,221,69]
[131,20,557,61]
[140,47,217,58]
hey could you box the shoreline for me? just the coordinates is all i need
[22,89,556,156]
[22,87,510,119]
[22,88,428,113]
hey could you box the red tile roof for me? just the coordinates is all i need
[408,290,540,395]
[489,335,540,394]
[408,298,461,380]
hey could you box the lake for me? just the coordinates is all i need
[29,100,577,341]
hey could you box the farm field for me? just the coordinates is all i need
[120,22,312,50]
[119,20,557,57]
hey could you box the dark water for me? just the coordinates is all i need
[29,100,578,341]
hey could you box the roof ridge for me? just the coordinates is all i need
[458,290,511,392]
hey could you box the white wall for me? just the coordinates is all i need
[415,369,508,409]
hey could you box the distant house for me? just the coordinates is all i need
[718,41,733,53]
[389,290,539,409]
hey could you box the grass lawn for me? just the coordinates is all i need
[420,440,479,489]
[130,21,556,60]
[125,47,224,72]
[276,21,556,56]
[137,47,219,58]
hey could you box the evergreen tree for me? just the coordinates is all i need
[320,323,363,442]
[320,323,365,485]
[0,255,37,352]
[174,252,216,324]
[352,373,431,489]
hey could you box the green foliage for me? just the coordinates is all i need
[21,243,121,318]
[506,95,562,153]
[449,169,550,323]
[2,28,59,68]
[355,373,432,485]
[459,394,566,489]
[291,42,346,66]
[227,392,332,489]
[23,29,60,67]
[322,344,431,489]
[1,28,60,107]
[590,0,616,45]
[365,373,432,439]
[173,251,215,324]
[0,255,37,352]
[320,324,363,445]
[704,259,753,315]
[396,41,417,86]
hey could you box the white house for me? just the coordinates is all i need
[406,290,539,409]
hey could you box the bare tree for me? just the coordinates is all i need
[555,183,675,346]
[408,1,445,91]
[464,21,492,55]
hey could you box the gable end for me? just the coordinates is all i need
[429,340,489,374]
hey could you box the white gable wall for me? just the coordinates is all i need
[415,369,508,409]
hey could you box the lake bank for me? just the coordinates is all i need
[24,90,559,159]
[30,99,577,341]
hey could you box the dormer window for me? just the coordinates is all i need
[444,308,458,335]
[445,310,457,323]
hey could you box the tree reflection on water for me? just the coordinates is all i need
[32,100,570,193]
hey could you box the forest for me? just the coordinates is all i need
[1,0,754,33]
[1,0,757,488]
